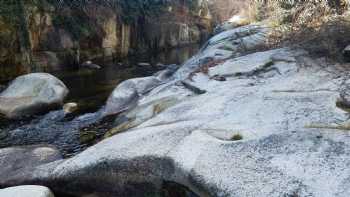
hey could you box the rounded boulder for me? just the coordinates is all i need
[0,73,68,119]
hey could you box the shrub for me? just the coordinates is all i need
[248,0,350,60]
[230,134,243,141]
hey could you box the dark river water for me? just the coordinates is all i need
[54,45,199,113]
[0,45,199,157]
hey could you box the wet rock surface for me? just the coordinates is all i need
[0,45,196,160]
[80,61,102,70]
[0,110,117,157]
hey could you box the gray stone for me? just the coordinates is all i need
[104,96,181,138]
[156,63,166,68]
[204,24,269,53]
[208,48,302,78]
[103,77,161,116]
[137,62,151,67]
[81,61,102,69]
[154,64,180,81]
[63,102,78,114]
[0,185,55,197]
[0,145,62,186]
[174,25,269,80]
[0,73,68,119]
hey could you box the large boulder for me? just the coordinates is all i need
[0,145,62,184]
[103,76,161,116]
[0,185,55,197]
[174,25,270,80]
[0,73,68,119]
[203,24,269,53]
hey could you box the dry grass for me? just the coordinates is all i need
[208,0,350,61]
[286,17,350,60]
[249,0,348,22]
[247,0,350,61]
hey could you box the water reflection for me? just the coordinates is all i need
[52,44,199,113]
[0,45,200,157]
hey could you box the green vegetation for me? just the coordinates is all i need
[0,0,209,81]
[79,130,97,144]
[52,13,92,40]
[0,0,34,70]
[230,134,243,141]
[0,0,30,48]
[46,0,169,24]
[118,0,166,23]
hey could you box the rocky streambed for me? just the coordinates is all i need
[0,45,199,158]
[1,24,350,197]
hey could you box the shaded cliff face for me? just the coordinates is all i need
[0,0,213,81]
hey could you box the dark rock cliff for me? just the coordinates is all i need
[0,0,213,81]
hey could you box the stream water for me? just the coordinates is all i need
[0,45,199,157]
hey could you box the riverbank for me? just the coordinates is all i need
[0,44,200,158]
[1,21,350,196]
